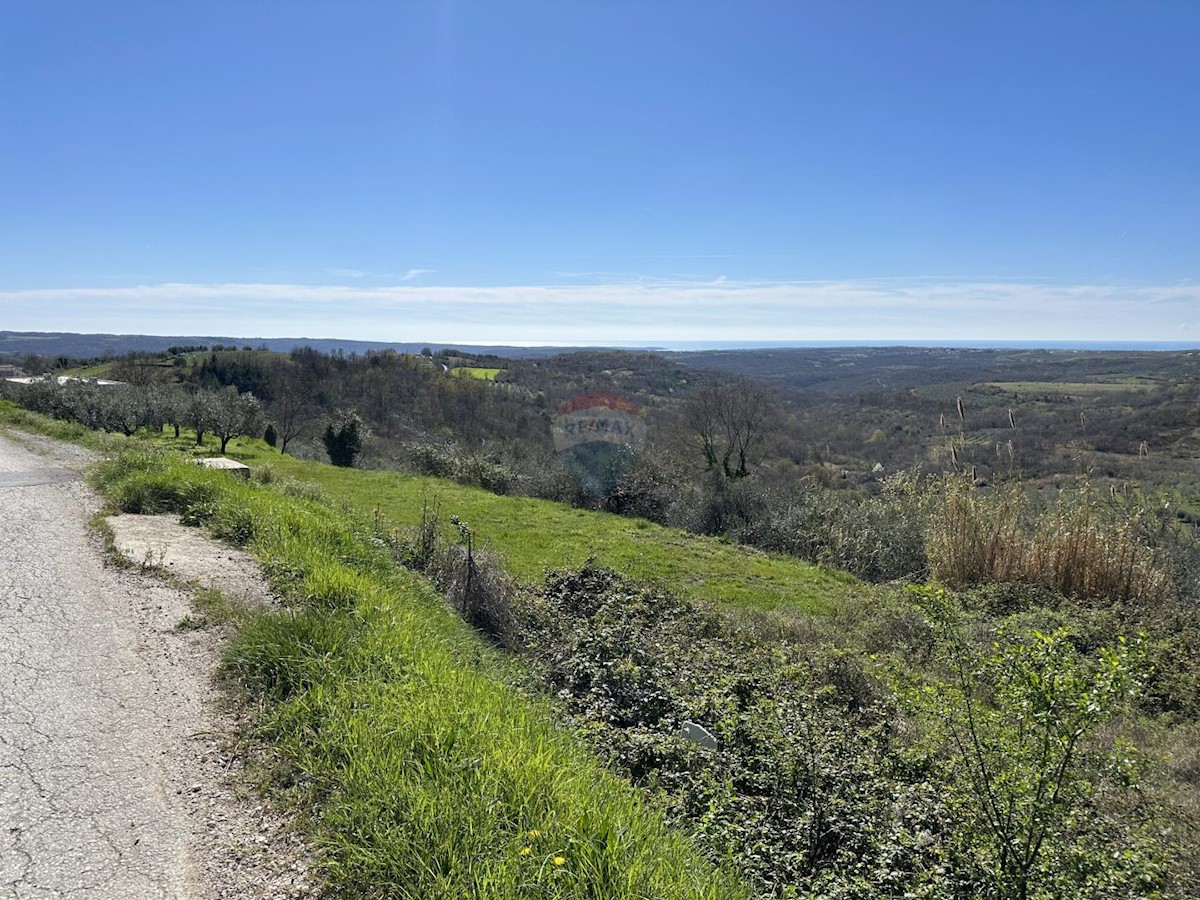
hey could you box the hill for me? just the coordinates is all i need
[0,330,600,361]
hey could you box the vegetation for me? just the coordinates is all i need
[322,409,365,467]
[911,609,1152,900]
[88,447,748,900]
[453,366,505,380]
[4,340,1200,897]
[230,452,858,614]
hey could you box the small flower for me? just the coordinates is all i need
[553,856,566,866]
[527,829,542,839]
[518,846,531,856]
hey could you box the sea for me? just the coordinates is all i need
[627,341,1200,352]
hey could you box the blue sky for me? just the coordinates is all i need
[2,1,1198,344]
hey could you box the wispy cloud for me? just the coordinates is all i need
[325,267,369,279]
[401,268,435,281]
[1,278,1196,343]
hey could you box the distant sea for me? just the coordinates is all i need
[634,340,1200,352]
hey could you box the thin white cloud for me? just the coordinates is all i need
[0,278,1196,344]
[401,268,435,281]
[326,267,369,278]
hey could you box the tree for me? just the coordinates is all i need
[143,384,187,436]
[109,351,167,386]
[323,410,364,467]
[266,363,315,454]
[680,378,782,478]
[210,386,263,453]
[97,384,144,435]
[185,390,217,447]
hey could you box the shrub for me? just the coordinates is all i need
[513,564,944,896]
[323,410,364,467]
[909,598,1161,899]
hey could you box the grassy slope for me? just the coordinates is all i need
[86,447,746,899]
[0,405,749,897]
[57,361,115,378]
[0,400,856,616]
[226,442,857,614]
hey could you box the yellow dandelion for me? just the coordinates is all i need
[527,829,542,839]
[518,846,531,856]
[553,856,566,866]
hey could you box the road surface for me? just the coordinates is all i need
[0,431,313,899]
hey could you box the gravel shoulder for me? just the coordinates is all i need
[0,430,317,899]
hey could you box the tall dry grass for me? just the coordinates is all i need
[926,481,1028,586]
[927,479,1172,604]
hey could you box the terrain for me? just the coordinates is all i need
[3,337,1199,898]
[0,431,313,899]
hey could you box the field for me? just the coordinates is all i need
[228,442,855,614]
[3,391,1197,897]
[57,362,115,378]
[452,366,505,380]
[979,380,1160,396]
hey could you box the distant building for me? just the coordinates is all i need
[3,375,125,386]
[0,364,25,379]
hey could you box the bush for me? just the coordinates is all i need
[909,598,1161,899]
[513,564,943,896]
[323,410,364,467]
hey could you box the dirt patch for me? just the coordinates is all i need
[102,513,318,898]
[107,514,278,609]
[0,428,100,470]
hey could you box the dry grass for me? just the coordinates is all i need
[927,479,1172,604]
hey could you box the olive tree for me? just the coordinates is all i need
[210,385,263,453]
[185,389,217,447]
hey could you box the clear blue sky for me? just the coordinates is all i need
[2,1,1198,343]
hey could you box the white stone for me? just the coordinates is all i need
[196,457,251,479]
[680,720,718,750]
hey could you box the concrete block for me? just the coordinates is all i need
[195,457,251,479]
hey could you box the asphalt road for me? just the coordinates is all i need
[0,434,204,898]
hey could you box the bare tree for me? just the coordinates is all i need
[680,385,725,471]
[680,378,782,478]
[108,351,168,386]
[267,364,315,454]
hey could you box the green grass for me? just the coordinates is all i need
[88,447,748,899]
[0,399,119,449]
[57,361,115,378]
[232,444,856,614]
[452,366,504,381]
[0,403,855,613]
